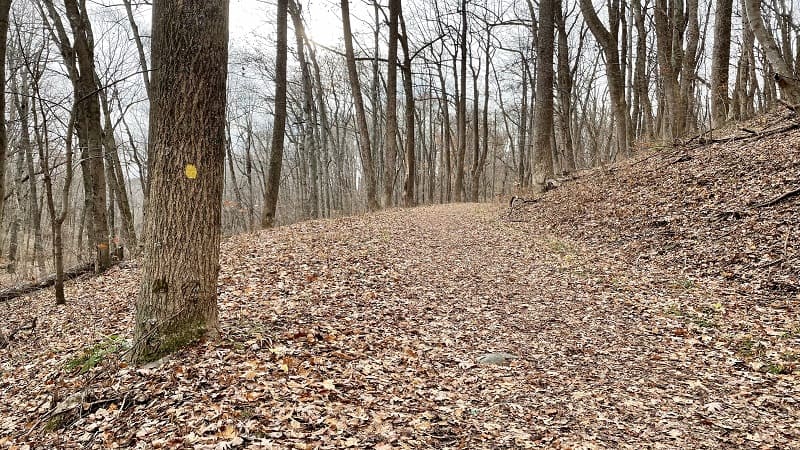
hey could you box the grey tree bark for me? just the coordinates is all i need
[532,0,555,189]
[341,0,379,211]
[383,0,400,207]
[261,0,288,228]
[744,0,800,102]
[711,0,733,127]
[579,0,631,156]
[0,0,10,228]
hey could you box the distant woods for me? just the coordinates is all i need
[0,0,799,293]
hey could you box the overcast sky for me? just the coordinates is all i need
[229,0,359,48]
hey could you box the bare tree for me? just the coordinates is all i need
[711,0,733,127]
[0,0,11,227]
[341,0,379,211]
[39,0,111,271]
[261,0,288,228]
[133,0,229,362]
[744,0,800,102]
[532,0,555,189]
[579,0,631,157]
[383,0,400,207]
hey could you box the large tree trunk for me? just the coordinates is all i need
[632,0,654,139]
[532,0,555,189]
[341,0,379,211]
[0,0,10,228]
[554,0,575,172]
[579,0,631,156]
[56,0,111,271]
[653,0,683,139]
[132,0,229,363]
[711,0,733,127]
[382,0,400,207]
[288,0,319,219]
[744,0,800,102]
[399,10,416,207]
[454,0,468,201]
[679,0,700,134]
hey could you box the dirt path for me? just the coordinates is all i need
[2,203,798,448]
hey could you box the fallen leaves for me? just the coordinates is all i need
[1,117,799,448]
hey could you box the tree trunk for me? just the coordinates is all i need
[744,0,800,102]
[122,0,151,99]
[467,66,477,200]
[382,0,400,207]
[133,0,229,363]
[579,0,631,156]
[533,0,555,189]
[518,66,528,186]
[680,0,700,134]
[454,0,468,201]
[0,0,10,228]
[288,0,320,219]
[436,61,452,202]
[711,0,733,127]
[555,0,575,172]
[12,70,47,277]
[341,0,379,211]
[632,0,654,139]
[99,90,137,251]
[261,0,288,228]
[399,10,416,207]
[56,0,111,271]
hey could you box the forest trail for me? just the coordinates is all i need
[2,200,798,448]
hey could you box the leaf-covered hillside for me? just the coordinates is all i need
[1,115,799,448]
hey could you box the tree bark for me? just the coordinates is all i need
[341,0,379,211]
[288,0,320,218]
[0,0,10,228]
[133,0,229,363]
[382,0,400,207]
[99,90,137,251]
[533,0,555,189]
[711,0,733,127]
[554,0,575,172]
[454,0,468,201]
[399,9,416,207]
[261,0,288,228]
[45,0,112,271]
[744,0,800,102]
[579,0,631,156]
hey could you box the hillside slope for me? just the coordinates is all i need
[516,110,799,297]
[1,115,799,448]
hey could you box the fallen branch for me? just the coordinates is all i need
[0,262,96,302]
[0,317,37,349]
[687,122,800,149]
[756,187,800,208]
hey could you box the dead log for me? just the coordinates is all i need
[0,261,95,302]
[756,187,800,208]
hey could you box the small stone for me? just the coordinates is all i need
[476,352,519,366]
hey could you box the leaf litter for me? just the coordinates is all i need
[1,115,800,448]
